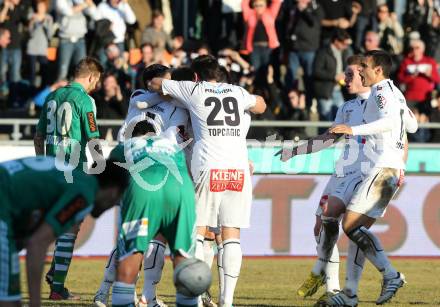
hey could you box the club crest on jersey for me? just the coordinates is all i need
[344,109,353,123]
[376,94,386,109]
[210,169,245,192]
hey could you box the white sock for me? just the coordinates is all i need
[344,240,365,296]
[348,226,397,279]
[142,240,166,302]
[313,217,339,275]
[223,239,242,306]
[195,234,204,261]
[203,239,215,268]
[112,281,135,306]
[97,248,117,296]
[325,245,340,293]
[217,243,225,304]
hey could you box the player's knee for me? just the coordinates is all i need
[347,226,373,253]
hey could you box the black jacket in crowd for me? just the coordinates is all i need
[312,44,350,99]
[283,0,324,52]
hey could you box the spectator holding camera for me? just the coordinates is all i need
[374,4,404,55]
[398,39,440,113]
[93,72,128,140]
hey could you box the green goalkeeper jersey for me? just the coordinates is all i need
[109,130,188,174]
[110,131,196,258]
[0,156,98,239]
[36,82,100,164]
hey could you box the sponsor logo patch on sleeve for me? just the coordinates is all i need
[87,112,97,132]
[56,196,87,225]
[210,169,245,192]
[376,94,387,109]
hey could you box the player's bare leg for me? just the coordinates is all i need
[221,227,241,307]
[342,211,405,305]
[140,234,168,307]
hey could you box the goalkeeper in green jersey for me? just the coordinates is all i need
[34,57,105,300]
[109,120,210,307]
[0,156,128,307]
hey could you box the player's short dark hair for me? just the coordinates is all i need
[347,54,364,66]
[74,57,104,78]
[331,29,351,43]
[364,50,393,78]
[142,64,169,88]
[171,66,195,81]
[96,159,129,191]
[191,55,223,82]
[218,66,231,83]
[132,120,156,137]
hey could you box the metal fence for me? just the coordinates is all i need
[1,118,440,145]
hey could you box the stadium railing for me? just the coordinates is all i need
[1,118,440,144]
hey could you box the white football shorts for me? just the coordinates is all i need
[195,168,252,229]
[347,167,403,218]
[315,172,363,216]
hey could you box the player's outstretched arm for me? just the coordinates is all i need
[26,223,57,307]
[34,131,45,155]
[331,117,395,136]
[275,130,341,162]
[249,95,267,114]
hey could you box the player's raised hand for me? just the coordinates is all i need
[330,124,353,135]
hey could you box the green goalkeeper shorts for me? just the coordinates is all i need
[117,166,196,260]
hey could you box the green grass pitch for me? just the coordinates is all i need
[20,257,440,306]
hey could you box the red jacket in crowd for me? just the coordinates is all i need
[242,0,281,54]
[397,55,440,102]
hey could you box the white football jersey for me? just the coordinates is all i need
[118,89,189,142]
[333,92,370,177]
[161,80,256,180]
[355,79,416,171]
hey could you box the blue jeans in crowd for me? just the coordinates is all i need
[1,48,22,83]
[317,86,345,122]
[57,38,86,81]
[286,50,315,107]
[250,45,272,72]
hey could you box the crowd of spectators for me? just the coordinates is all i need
[0,0,440,142]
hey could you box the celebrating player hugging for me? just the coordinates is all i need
[279,50,417,307]
[1,47,421,307]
